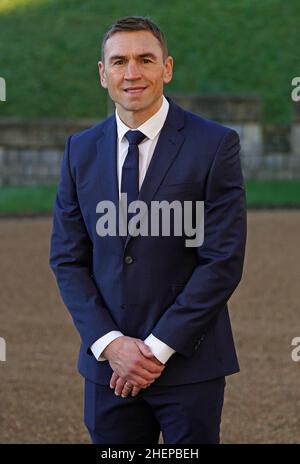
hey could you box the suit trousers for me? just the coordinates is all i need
[84,376,226,444]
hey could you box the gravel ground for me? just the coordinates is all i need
[0,210,299,443]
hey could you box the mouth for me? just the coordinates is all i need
[124,87,147,95]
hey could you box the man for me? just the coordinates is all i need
[49,16,247,444]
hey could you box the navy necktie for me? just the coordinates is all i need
[121,130,146,233]
[121,130,146,228]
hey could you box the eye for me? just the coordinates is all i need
[114,60,124,65]
[142,58,151,63]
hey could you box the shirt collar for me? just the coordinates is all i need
[115,95,169,143]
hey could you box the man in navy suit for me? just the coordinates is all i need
[49,16,247,444]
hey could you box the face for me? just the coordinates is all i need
[98,30,173,122]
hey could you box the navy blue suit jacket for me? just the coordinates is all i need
[49,97,247,386]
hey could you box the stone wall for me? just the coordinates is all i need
[169,94,300,179]
[0,95,300,186]
[0,119,96,186]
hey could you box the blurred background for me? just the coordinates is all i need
[0,0,299,443]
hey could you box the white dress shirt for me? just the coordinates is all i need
[90,95,176,364]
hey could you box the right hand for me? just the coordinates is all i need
[102,336,165,388]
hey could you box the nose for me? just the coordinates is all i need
[124,59,142,80]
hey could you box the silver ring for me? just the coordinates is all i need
[125,382,131,389]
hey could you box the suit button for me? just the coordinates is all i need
[124,255,134,264]
[200,334,205,341]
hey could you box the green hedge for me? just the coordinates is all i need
[0,0,299,123]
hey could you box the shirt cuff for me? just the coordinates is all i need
[144,333,176,364]
[90,331,124,361]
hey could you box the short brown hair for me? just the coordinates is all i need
[101,16,168,62]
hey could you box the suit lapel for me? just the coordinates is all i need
[96,115,127,249]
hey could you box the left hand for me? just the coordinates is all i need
[110,371,149,398]
[110,344,164,398]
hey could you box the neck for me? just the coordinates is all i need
[116,95,163,128]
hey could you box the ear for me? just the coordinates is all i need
[163,56,173,84]
[98,61,108,88]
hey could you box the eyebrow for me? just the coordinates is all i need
[109,53,158,62]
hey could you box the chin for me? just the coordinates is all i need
[120,101,145,112]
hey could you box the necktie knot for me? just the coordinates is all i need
[125,130,146,146]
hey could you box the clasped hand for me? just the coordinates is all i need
[102,336,165,398]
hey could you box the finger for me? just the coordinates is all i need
[129,357,164,377]
[126,373,157,388]
[142,360,165,374]
[121,382,134,398]
[129,366,163,382]
[138,358,165,373]
[131,381,152,397]
[131,386,142,397]
[115,377,131,396]
[110,371,119,389]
